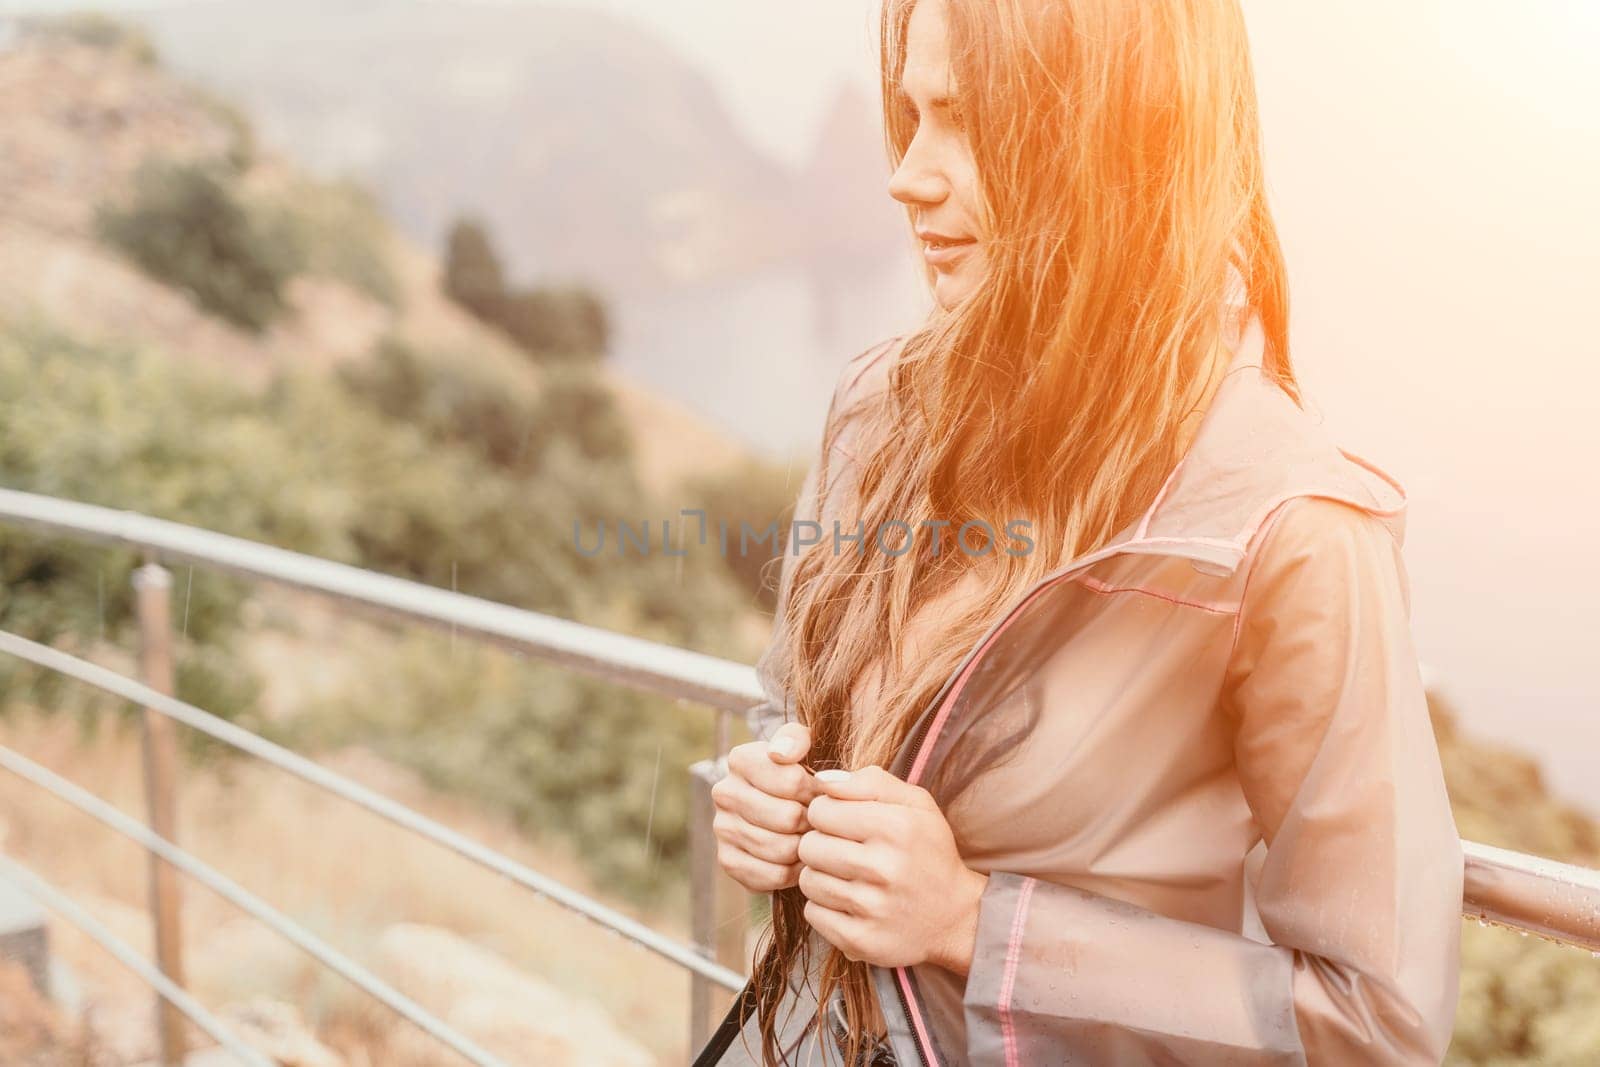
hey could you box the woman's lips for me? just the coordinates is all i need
[922,237,976,268]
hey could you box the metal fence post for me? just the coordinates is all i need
[132,560,186,1066]
[689,712,749,1059]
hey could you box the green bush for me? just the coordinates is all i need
[439,215,609,364]
[682,458,804,612]
[442,218,506,322]
[1430,695,1600,1061]
[533,365,634,465]
[291,633,714,905]
[272,178,401,308]
[337,336,634,474]
[1448,921,1600,1064]
[96,159,303,333]
[281,332,745,646]
[335,336,546,473]
[0,324,273,729]
[496,287,609,364]
[0,314,752,902]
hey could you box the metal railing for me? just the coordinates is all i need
[0,488,754,1064]
[0,487,1596,1066]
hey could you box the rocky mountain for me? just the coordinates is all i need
[799,79,909,265]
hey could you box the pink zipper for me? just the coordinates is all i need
[889,558,1099,1065]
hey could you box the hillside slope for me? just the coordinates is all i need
[0,27,747,494]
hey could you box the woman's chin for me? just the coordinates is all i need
[932,270,979,310]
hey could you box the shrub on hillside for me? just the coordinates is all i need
[496,287,609,363]
[0,316,752,902]
[335,336,544,472]
[293,634,715,905]
[337,336,633,474]
[0,324,272,729]
[682,459,804,612]
[96,159,303,333]
[281,341,739,646]
[267,178,401,308]
[1449,920,1600,1064]
[442,218,506,322]
[440,216,609,364]
[1428,694,1600,1062]
[534,364,633,466]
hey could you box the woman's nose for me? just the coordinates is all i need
[887,136,949,208]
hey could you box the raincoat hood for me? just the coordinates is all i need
[701,316,1462,1066]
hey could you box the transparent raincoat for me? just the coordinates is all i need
[698,315,1463,1066]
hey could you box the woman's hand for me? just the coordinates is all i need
[710,723,822,893]
[798,765,989,975]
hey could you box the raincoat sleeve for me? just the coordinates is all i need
[960,496,1463,1065]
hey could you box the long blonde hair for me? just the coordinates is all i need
[748,1,1295,1062]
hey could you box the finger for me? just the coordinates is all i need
[804,794,901,844]
[812,764,929,808]
[727,742,818,805]
[797,864,872,916]
[797,829,881,883]
[719,845,800,894]
[712,810,801,866]
[766,722,812,764]
[803,899,873,963]
[714,775,810,835]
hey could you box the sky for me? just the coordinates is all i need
[5,0,1598,807]
[6,0,884,164]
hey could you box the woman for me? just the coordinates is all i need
[703,0,1463,1064]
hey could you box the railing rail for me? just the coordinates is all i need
[0,487,1596,1067]
[0,857,275,1067]
[0,487,755,1063]
[0,853,276,1067]
[0,744,510,1067]
[0,487,763,711]
[1461,840,1600,952]
[0,630,746,992]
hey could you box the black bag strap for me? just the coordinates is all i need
[692,980,760,1066]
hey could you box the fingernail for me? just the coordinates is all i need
[816,769,851,784]
[770,736,797,758]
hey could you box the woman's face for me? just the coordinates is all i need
[888,0,987,310]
